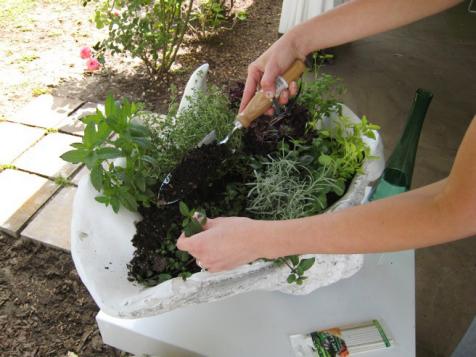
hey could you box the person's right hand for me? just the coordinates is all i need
[239,33,306,115]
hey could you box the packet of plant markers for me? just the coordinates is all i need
[289,320,393,356]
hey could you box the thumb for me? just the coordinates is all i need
[176,234,191,251]
[176,217,215,252]
[260,60,281,99]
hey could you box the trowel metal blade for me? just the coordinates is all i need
[197,130,217,147]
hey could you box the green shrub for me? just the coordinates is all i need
[189,0,236,39]
[87,0,194,75]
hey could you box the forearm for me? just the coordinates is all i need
[262,179,474,257]
[285,0,462,57]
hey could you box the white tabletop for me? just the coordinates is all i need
[97,251,415,357]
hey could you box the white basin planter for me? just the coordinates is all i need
[71,64,385,319]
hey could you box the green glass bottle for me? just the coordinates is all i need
[369,89,433,201]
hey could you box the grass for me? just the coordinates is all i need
[0,0,77,26]
[32,87,50,96]
[0,0,36,26]
[20,54,39,62]
[53,175,74,187]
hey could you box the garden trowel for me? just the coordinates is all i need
[158,59,307,205]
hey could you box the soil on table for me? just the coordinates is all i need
[0,0,282,354]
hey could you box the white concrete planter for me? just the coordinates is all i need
[71,64,385,319]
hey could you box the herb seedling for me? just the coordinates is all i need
[179,201,207,237]
[61,94,159,213]
[274,256,316,285]
[54,175,74,187]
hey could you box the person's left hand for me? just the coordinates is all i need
[176,216,265,272]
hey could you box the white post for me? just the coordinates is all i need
[279,0,345,34]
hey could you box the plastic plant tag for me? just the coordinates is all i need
[290,320,393,356]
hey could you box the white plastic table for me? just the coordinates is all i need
[97,251,415,357]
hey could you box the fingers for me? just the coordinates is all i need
[177,214,216,251]
[278,89,289,105]
[289,81,298,97]
[240,62,262,113]
[260,60,281,99]
[240,58,299,115]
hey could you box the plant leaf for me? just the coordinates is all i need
[289,255,299,266]
[90,165,103,191]
[179,201,189,217]
[95,147,122,160]
[60,149,87,163]
[298,257,315,272]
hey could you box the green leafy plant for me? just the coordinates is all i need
[274,256,316,285]
[179,201,207,237]
[139,85,239,178]
[235,9,247,21]
[61,95,159,213]
[54,175,74,187]
[247,145,345,220]
[303,115,380,180]
[87,0,194,75]
[297,71,344,125]
[189,0,235,39]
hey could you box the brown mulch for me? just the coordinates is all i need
[0,0,282,355]
[0,233,125,356]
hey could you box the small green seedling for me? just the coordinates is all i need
[54,175,74,187]
[275,256,316,285]
[179,201,207,237]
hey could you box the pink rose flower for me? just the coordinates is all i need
[80,46,92,59]
[86,57,101,71]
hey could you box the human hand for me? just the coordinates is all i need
[239,33,305,115]
[176,216,266,273]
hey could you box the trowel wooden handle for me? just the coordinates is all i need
[237,59,306,128]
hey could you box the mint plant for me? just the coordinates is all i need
[61,95,159,213]
[179,201,207,237]
[305,115,380,180]
[274,256,316,285]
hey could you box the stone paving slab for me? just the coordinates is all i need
[0,122,45,164]
[10,94,83,128]
[0,169,58,236]
[21,186,76,251]
[57,102,105,137]
[14,132,81,178]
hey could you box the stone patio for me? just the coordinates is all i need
[0,94,102,251]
